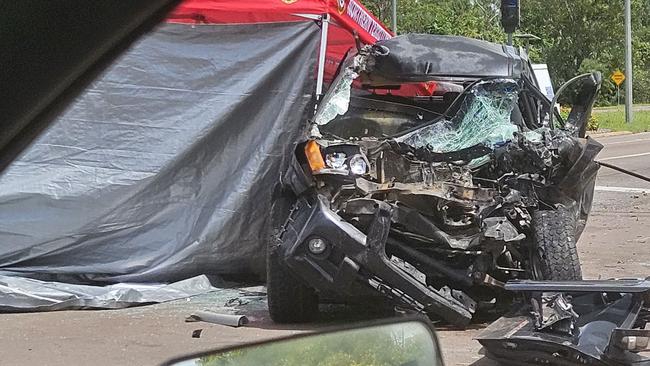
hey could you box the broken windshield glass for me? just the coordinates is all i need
[314,67,359,126]
[397,80,520,152]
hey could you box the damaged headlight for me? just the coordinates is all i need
[325,152,347,169]
[304,140,368,176]
[349,154,368,175]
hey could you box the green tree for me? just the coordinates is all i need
[521,0,650,105]
[361,0,650,105]
[366,0,504,42]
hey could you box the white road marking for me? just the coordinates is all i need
[599,151,650,161]
[595,186,649,193]
[605,137,650,145]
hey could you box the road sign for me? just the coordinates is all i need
[611,70,626,86]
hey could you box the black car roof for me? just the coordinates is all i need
[368,34,527,82]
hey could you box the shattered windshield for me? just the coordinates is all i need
[315,65,521,152]
[314,66,359,126]
[397,79,520,152]
[314,56,446,139]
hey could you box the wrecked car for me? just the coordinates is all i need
[267,34,603,326]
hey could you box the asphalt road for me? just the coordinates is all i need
[2,132,650,366]
[595,132,650,190]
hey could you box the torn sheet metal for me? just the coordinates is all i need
[367,34,526,82]
[0,275,215,312]
[274,34,603,325]
[0,21,318,283]
[478,279,650,366]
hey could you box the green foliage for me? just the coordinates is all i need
[196,323,437,366]
[559,105,570,121]
[521,0,650,106]
[521,1,623,84]
[587,114,599,131]
[362,0,650,106]
[592,109,650,132]
[366,0,504,42]
[558,105,598,131]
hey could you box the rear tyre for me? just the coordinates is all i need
[530,206,582,280]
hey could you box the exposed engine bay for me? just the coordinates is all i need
[269,34,604,326]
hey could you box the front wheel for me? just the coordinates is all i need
[266,192,319,323]
[267,247,319,323]
[530,206,582,280]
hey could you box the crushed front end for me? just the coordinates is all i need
[277,123,601,325]
[270,34,603,326]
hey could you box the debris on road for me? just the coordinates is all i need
[186,310,249,327]
[0,274,215,312]
[478,278,650,365]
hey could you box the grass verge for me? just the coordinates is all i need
[592,108,650,132]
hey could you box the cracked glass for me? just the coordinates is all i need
[397,80,520,152]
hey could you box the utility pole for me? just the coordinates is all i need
[625,0,634,123]
[391,0,397,34]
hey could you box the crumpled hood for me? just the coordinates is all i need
[367,34,527,83]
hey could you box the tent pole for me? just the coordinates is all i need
[315,14,330,101]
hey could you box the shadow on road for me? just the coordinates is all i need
[469,357,499,366]
[245,304,398,331]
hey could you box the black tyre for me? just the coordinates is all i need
[530,206,582,280]
[267,247,319,323]
[266,192,318,323]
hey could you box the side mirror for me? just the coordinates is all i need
[550,72,602,137]
[163,318,443,366]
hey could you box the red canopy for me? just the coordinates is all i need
[168,0,390,84]
[167,0,435,96]
[167,0,392,43]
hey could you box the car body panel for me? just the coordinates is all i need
[276,34,603,325]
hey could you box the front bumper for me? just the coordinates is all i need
[275,194,473,326]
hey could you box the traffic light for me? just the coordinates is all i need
[500,0,520,34]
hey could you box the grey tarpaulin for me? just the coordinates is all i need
[0,274,215,311]
[0,20,319,291]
